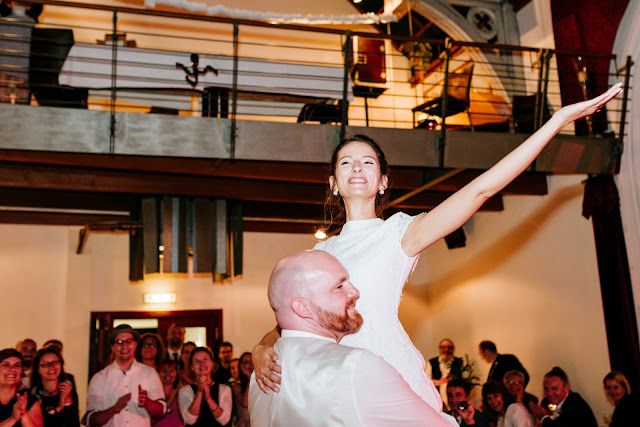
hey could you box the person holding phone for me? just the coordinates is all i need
[446,379,490,426]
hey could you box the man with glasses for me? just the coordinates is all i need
[83,324,166,426]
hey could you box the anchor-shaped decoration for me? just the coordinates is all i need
[176,53,218,88]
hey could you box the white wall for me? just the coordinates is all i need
[0,174,613,421]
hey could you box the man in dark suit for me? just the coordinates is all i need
[478,340,529,386]
[531,366,597,426]
[446,379,490,426]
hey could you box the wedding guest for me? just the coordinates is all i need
[446,378,489,427]
[178,347,232,426]
[41,340,76,390]
[0,348,43,426]
[213,343,233,385]
[531,367,597,426]
[482,380,533,427]
[30,348,79,427]
[154,359,184,427]
[603,371,635,426]
[232,353,252,427]
[135,333,165,371]
[478,341,529,386]
[15,340,36,391]
[83,324,165,426]
[179,342,197,388]
[503,370,538,415]
[229,359,240,384]
[427,338,463,408]
[166,324,186,369]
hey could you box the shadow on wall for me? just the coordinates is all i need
[404,182,586,308]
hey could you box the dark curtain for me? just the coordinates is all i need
[550,0,629,135]
[583,175,640,389]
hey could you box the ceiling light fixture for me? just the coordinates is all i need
[143,293,176,304]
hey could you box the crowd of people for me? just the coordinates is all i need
[426,337,637,426]
[0,326,253,426]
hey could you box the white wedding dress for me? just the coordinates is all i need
[314,212,443,411]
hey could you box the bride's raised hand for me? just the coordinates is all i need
[553,82,623,126]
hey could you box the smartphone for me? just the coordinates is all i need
[457,401,468,411]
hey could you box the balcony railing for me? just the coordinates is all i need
[0,0,633,145]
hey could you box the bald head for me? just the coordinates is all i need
[268,250,361,338]
[268,250,342,312]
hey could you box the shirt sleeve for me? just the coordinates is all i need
[83,372,105,426]
[178,385,198,425]
[214,384,232,426]
[145,368,167,414]
[354,352,457,427]
[425,360,433,378]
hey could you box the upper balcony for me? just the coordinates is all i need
[0,0,633,233]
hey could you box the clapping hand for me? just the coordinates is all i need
[138,385,148,407]
[113,393,131,413]
[57,381,73,411]
[11,393,27,421]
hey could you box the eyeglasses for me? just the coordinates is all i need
[508,380,523,386]
[143,343,157,348]
[40,360,61,369]
[114,338,136,346]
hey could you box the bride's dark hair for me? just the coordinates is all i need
[324,134,390,227]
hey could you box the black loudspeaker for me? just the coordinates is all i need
[445,227,466,249]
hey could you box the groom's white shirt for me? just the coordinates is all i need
[249,329,457,426]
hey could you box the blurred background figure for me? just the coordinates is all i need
[179,342,197,388]
[229,359,240,385]
[426,338,462,409]
[214,342,233,384]
[232,352,253,427]
[503,370,538,417]
[482,380,533,427]
[166,324,186,370]
[136,333,165,371]
[0,348,42,426]
[603,371,635,426]
[30,347,79,427]
[16,339,36,391]
[155,359,184,427]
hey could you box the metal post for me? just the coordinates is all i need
[341,31,352,141]
[109,10,118,155]
[616,55,633,173]
[231,21,239,160]
[438,38,452,168]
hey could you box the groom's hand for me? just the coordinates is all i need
[254,344,281,394]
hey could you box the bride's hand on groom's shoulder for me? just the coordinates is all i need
[253,344,282,394]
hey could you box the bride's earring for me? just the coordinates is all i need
[379,189,384,195]
[333,189,339,196]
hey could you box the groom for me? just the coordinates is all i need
[248,250,456,426]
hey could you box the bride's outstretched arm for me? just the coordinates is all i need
[402,83,623,257]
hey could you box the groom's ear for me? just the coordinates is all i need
[291,298,314,319]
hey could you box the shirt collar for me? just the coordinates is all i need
[281,329,337,343]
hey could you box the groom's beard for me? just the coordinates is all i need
[311,298,363,335]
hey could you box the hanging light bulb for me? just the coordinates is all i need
[314,229,327,239]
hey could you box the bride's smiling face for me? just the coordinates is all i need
[330,141,388,201]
